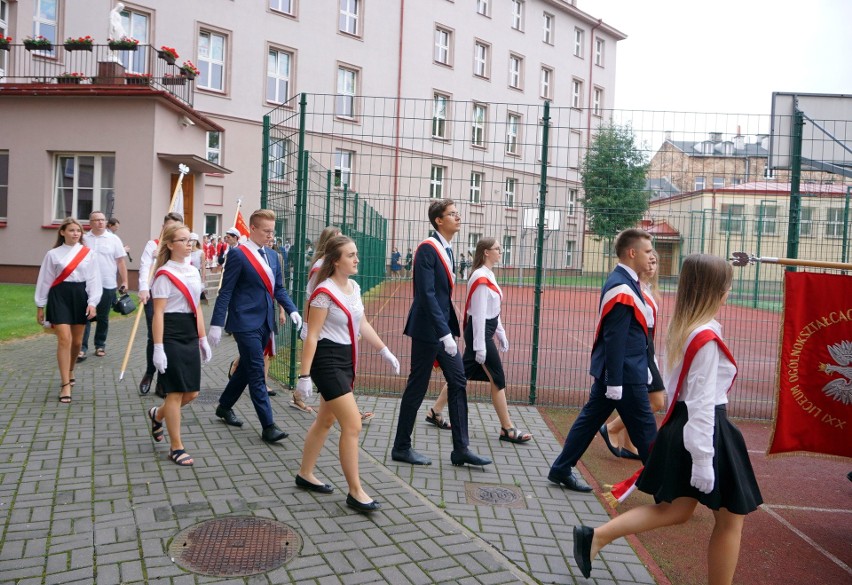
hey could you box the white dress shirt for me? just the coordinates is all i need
[466,266,505,352]
[83,231,126,289]
[151,260,203,313]
[310,278,363,345]
[34,243,102,308]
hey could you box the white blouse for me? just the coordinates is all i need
[665,320,736,465]
[466,266,506,352]
[310,278,363,345]
[34,244,102,308]
[641,283,658,330]
[151,260,203,314]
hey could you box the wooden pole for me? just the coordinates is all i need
[731,252,852,272]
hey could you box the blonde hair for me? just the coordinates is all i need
[314,235,355,284]
[249,209,276,226]
[312,225,342,264]
[665,254,733,369]
[55,217,84,248]
[153,224,189,273]
[641,249,660,299]
[470,237,497,272]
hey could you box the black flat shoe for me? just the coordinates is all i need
[391,448,432,466]
[599,425,621,458]
[548,469,593,493]
[573,525,594,579]
[295,474,334,494]
[450,449,492,467]
[139,373,152,395]
[619,448,641,460]
[346,493,381,512]
[261,424,288,443]
[215,405,244,427]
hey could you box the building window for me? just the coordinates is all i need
[695,176,706,190]
[595,38,605,66]
[205,214,221,238]
[206,132,221,165]
[506,113,520,155]
[540,66,552,99]
[593,87,602,115]
[568,131,581,168]
[573,28,584,57]
[719,203,745,234]
[502,236,514,265]
[565,240,575,267]
[471,104,487,148]
[469,171,483,203]
[434,26,452,66]
[198,30,227,91]
[571,79,582,108]
[476,0,489,16]
[432,93,449,139]
[511,0,524,31]
[509,54,523,89]
[430,165,446,198]
[826,208,845,238]
[799,207,814,237]
[268,138,289,181]
[334,149,354,188]
[504,177,516,207]
[712,176,725,189]
[118,8,149,73]
[270,0,294,15]
[568,188,577,216]
[474,41,490,78]
[53,154,115,222]
[339,0,360,36]
[0,150,7,219]
[267,49,292,104]
[468,232,482,255]
[336,66,357,118]
[757,205,778,236]
[0,0,8,77]
[543,13,554,44]
[33,0,57,55]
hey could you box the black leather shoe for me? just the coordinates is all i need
[450,449,492,467]
[391,448,432,466]
[295,474,334,494]
[599,424,621,458]
[548,468,593,493]
[573,525,594,579]
[346,493,381,512]
[215,405,244,427]
[139,374,152,395]
[619,448,641,460]
[261,424,288,443]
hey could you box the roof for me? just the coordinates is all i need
[645,177,680,200]
[640,219,680,239]
[667,139,768,158]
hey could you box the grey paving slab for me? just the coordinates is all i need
[0,315,654,584]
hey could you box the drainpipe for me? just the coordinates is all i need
[585,18,603,148]
[391,0,405,247]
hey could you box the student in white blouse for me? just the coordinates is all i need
[425,237,532,444]
[572,254,763,583]
[35,218,101,403]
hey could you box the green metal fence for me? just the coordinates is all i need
[260,94,851,420]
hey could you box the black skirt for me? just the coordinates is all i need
[310,338,354,401]
[46,281,88,325]
[647,328,665,392]
[636,402,763,515]
[463,316,506,389]
[155,313,200,394]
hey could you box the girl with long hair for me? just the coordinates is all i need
[572,254,762,584]
[34,218,101,403]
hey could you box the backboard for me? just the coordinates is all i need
[522,208,561,231]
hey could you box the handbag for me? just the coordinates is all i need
[112,292,137,315]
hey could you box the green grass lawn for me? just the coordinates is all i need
[0,284,45,342]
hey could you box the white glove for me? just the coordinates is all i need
[153,343,168,374]
[299,322,308,341]
[440,334,457,357]
[496,330,509,352]
[690,460,715,494]
[648,368,653,384]
[208,325,223,347]
[295,376,313,401]
[605,385,623,400]
[380,346,400,375]
[290,311,303,330]
[475,350,486,364]
[199,337,212,363]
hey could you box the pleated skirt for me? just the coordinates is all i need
[46,282,88,325]
[463,317,506,389]
[155,313,200,394]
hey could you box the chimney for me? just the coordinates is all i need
[757,134,770,150]
[709,131,723,142]
[665,130,672,142]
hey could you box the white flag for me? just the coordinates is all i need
[170,180,184,215]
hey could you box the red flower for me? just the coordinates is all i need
[159,46,179,59]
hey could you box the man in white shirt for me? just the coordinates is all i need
[80,210,129,360]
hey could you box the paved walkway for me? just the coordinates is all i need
[0,316,654,585]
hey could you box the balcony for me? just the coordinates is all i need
[0,43,195,106]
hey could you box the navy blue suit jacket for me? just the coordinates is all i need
[589,265,649,386]
[403,234,460,342]
[211,245,297,333]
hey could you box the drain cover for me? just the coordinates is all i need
[192,390,217,405]
[169,516,300,577]
[464,482,527,508]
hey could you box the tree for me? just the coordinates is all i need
[580,122,649,239]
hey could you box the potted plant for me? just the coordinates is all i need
[0,36,11,51]
[64,35,94,51]
[23,35,53,51]
[157,45,179,65]
[56,72,87,84]
[179,60,200,80]
[125,72,152,86]
[161,73,186,86]
[108,36,139,51]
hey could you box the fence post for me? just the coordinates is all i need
[261,115,270,209]
[342,184,349,229]
[325,170,332,226]
[529,101,550,406]
[287,94,309,387]
[842,186,851,265]
[785,108,804,271]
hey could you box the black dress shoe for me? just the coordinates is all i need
[215,405,244,427]
[548,468,593,493]
[139,374,152,395]
[573,525,594,579]
[346,493,381,512]
[261,424,288,443]
[450,449,492,467]
[295,474,334,494]
[391,448,432,466]
[599,424,621,458]
[619,448,641,460]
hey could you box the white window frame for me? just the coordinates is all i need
[509,54,523,89]
[568,188,577,216]
[571,79,582,108]
[335,149,355,189]
[543,12,554,44]
[595,37,605,66]
[799,206,814,237]
[502,235,514,265]
[476,0,489,17]
[826,208,845,238]
[0,150,7,219]
[593,87,602,116]
[474,40,490,78]
[711,176,725,189]
[719,203,745,234]
[504,177,517,208]
[468,232,482,256]
[339,0,360,36]
[434,26,452,66]
[568,131,581,168]
[267,48,292,104]
[432,92,449,139]
[336,66,358,119]
[695,176,706,190]
[471,103,487,148]
[540,66,552,99]
[33,0,58,56]
[757,205,778,236]
[469,171,483,203]
[206,132,221,165]
[270,0,294,15]
[118,8,149,73]
[53,154,115,222]
[430,165,446,199]
[565,240,576,267]
[573,27,584,57]
[0,0,8,77]
[506,113,520,155]
[511,0,524,31]
[268,138,289,182]
[198,30,227,92]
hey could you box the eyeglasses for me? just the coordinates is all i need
[173,238,191,244]
[443,211,461,219]
[489,247,502,252]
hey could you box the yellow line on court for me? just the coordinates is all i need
[372,281,402,317]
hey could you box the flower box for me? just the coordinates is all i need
[125,76,151,86]
[158,47,178,65]
[24,39,53,52]
[108,42,138,51]
[180,71,196,81]
[161,76,186,86]
[56,77,83,85]
[0,36,11,51]
[64,42,93,52]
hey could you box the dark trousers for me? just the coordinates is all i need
[82,287,116,352]
[550,378,657,477]
[393,338,469,453]
[218,327,274,429]
[144,298,155,377]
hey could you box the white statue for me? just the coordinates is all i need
[109,3,127,41]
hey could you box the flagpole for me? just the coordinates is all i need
[217,198,243,291]
[119,164,190,381]
[731,252,852,271]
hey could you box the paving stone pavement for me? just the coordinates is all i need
[0,316,655,584]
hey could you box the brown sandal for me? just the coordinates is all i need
[289,392,315,414]
[499,427,533,444]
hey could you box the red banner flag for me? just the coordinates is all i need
[769,272,852,458]
[234,211,250,238]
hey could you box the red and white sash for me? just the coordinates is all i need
[238,246,274,297]
[51,244,90,287]
[414,237,455,290]
[463,274,502,330]
[593,283,650,342]
[309,281,358,387]
[642,287,658,329]
[153,265,204,337]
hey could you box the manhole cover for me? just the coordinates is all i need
[192,390,217,405]
[168,516,300,577]
[464,482,527,508]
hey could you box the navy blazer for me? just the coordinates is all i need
[589,265,649,386]
[403,234,460,342]
[211,245,297,333]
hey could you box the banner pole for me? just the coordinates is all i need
[217,198,243,291]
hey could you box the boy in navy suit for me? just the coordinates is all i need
[391,199,491,468]
[207,209,302,443]
[549,228,658,491]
